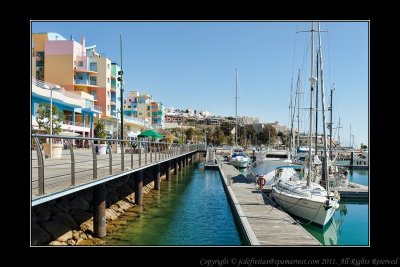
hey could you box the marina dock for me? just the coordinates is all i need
[217,155,321,246]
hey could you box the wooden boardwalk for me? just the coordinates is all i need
[217,156,320,246]
[31,148,194,204]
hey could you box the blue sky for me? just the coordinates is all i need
[31,21,368,147]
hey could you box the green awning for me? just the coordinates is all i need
[137,129,163,139]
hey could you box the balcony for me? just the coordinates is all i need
[74,79,97,87]
[74,66,97,74]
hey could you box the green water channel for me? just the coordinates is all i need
[103,163,246,246]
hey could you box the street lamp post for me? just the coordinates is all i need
[42,84,61,158]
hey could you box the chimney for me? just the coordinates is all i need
[81,36,86,56]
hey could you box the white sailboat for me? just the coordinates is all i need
[271,22,340,228]
[231,68,250,168]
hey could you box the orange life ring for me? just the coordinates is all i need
[257,175,266,189]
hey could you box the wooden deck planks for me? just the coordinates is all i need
[218,156,320,246]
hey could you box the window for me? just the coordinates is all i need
[90,76,97,85]
[129,99,131,102]
[107,91,110,97]
[90,62,97,72]
[107,105,110,110]
[107,64,110,70]
[107,77,110,83]
[147,106,150,111]
[78,61,83,67]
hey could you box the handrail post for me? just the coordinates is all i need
[130,141,134,169]
[157,143,161,162]
[145,141,148,165]
[150,142,153,163]
[108,141,112,175]
[139,141,142,167]
[34,136,45,195]
[69,138,75,186]
[121,140,125,171]
[92,140,97,179]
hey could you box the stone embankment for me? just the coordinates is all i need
[31,165,172,246]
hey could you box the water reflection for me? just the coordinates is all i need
[103,163,244,246]
[301,218,339,245]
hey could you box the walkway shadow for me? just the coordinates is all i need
[231,174,251,184]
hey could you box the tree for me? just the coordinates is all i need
[94,120,107,144]
[212,127,226,146]
[36,102,64,135]
[258,125,277,145]
[360,143,368,150]
[185,128,194,142]
[220,122,234,136]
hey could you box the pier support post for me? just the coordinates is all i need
[93,183,106,238]
[135,170,143,205]
[155,164,160,190]
[174,159,178,175]
[350,151,354,166]
[179,157,182,171]
[167,160,171,181]
[183,156,186,168]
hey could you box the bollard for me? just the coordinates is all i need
[227,174,232,186]
[93,183,106,238]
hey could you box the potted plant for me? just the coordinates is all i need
[94,120,107,155]
[36,102,65,158]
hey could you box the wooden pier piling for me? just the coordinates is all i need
[135,170,143,205]
[93,183,106,238]
[155,164,160,190]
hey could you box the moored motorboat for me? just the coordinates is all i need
[247,149,296,186]
[230,147,250,168]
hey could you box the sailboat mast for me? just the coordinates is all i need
[315,49,319,157]
[297,69,301,150]
[329,84,335,159]
[289,78,294,155]
[307,22,315,187]
[235,68,238,147]
[317,22,330,193]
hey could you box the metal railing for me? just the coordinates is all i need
[32,78,82,100]
[31,134,204,200]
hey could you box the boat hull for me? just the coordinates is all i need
[271,187,337,228]
[231,157,249,168]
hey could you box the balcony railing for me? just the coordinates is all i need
[33,78,82,100]
[74,79,97,86]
